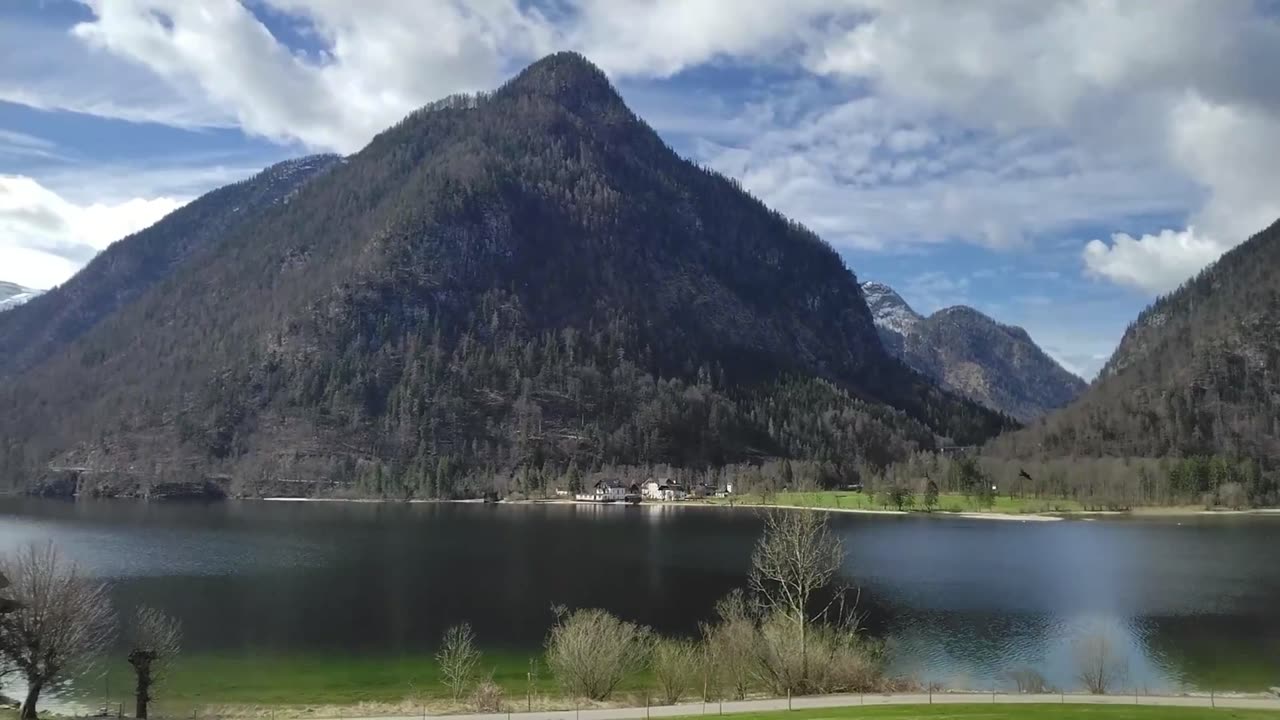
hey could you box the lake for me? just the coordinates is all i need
[1,497,1278,700]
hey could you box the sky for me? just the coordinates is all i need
[4,2,1280,380]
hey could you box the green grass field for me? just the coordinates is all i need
[730,706,1278,720]
[73,650,661,712]
[705,491,1085,515]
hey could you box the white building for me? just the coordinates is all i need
[641,479,687,501]
[577,480,628,502]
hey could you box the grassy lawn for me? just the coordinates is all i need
[733,705,1279,720]
[73,651,660,711]
[705,491,1084,514]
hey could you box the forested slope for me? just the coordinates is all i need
[0,53,1008,497]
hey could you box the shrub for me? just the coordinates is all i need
[652,638,701,704]
[545,607,652,701]
[471,675,504,712]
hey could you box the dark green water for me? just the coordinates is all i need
[1,497,1278,693]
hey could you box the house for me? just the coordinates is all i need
[642,479,665,500]
[625,483,643,504]
[642,478,688,501]
[577,480,628,503]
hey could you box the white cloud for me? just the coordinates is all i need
[805,1,1280,291]
[1082,227,1223,295]
[697,94,1195,254]
[0,174,184,288]
[61,0,560,152]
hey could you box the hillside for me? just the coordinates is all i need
[862,282,1085,422]
[0,53,1008,498]
[0,282,43,312]
[992,217,1280,467]
[0,155,342,375]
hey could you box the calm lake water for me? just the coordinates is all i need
[1,497,1278,694]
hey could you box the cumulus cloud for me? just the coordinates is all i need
[62,0,558,152]
[7,0,1280,301]
[0,175,184,288]
[1082,227,1223,294]
[806,1,1280,291]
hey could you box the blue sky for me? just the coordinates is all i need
[4,1,1280,379]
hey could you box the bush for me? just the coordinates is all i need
[754,612,884,695]
[471,676,504,712]
[546,607,653,701]
[652,638,701,704]
[702,590,757,700]
[1006,667,1049,693]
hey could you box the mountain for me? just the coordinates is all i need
[862,281,1086,422]
[0,53,1008,498]
[993,217,1280,462]
[0,282,43,312]
[0,155,342,376]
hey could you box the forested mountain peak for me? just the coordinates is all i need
[500,51,622,107]
[0,53,1008,499]
[862,281,1085,422]
[992,216,1280,463]
[0,153,343,376]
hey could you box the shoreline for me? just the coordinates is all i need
[22,493,1280,521]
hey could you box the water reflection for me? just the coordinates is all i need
[1,498,1278,691]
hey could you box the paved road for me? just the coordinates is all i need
[334,692,1280,720]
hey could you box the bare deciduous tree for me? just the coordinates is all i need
[651,638,699,704]
[748,510,844,691]
[1074,632,1127,695]
[128,606,182,719]
[545,607,652,701]
[0,543,115,720]
[436,623,482,702]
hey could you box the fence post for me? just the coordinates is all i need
[787,689,791,712]
[1211,689,1215,708]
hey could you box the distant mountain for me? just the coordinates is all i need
[0,53,1008,497]
[0,155,342,376]
[862,281,1086,422]
[994,217,1280,461]
[0,282,43,312]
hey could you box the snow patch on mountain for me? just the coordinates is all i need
[0,282,44,312]
[861,281,922,336]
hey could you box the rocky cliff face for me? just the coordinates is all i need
[862,281,1086,422]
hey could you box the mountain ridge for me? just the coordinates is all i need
[992,216,1280,465]
[0,154,343,376]
[0,52,1009,497]
[0,282,44,313]
[861,280,1086,422]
